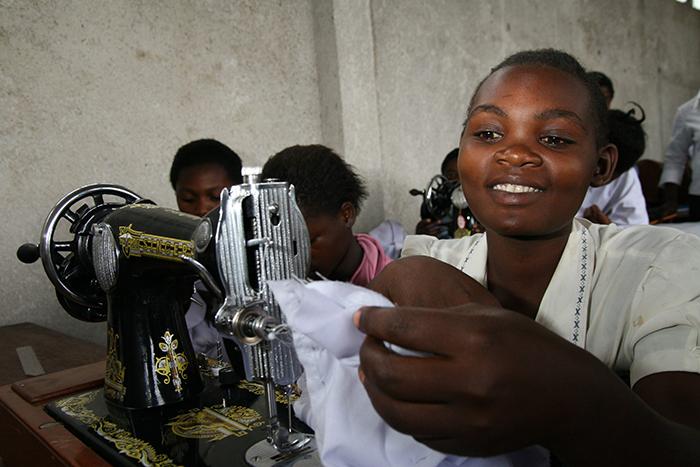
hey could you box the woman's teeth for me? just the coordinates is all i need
[492,183,543,193]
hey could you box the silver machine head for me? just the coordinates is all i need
[214,173,319,464]
[214,174,309,385]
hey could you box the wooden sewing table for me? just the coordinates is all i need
[0,322,107,466]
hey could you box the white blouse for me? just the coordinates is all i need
[402,218,700,386]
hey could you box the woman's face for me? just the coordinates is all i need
[459,64,615,239]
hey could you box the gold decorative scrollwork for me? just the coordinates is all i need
[105,327,126,402]
[56,390,100,425]
[55,390,181,467]
[237,380,300,404]
[167,405,264,441]
[95,419,180,467]
[154,330,189,393]
[118,224,194,262]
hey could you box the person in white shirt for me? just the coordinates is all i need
[659,90,700,220]
[353,49,700,466]
[577,106,649,225]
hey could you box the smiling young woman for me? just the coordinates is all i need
[355,49,700,466]
[460,64,616,241]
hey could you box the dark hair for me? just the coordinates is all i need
[465,49,609,148]
[261,145,368,216]
[587,71,614,99]
[441,148,459,176]
[169,139,243,189]
[608,103,646,177]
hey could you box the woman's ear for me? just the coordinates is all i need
[339,201,357,228]
[590,143,618,188]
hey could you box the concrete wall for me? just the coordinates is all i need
[1,0,322,344]
[372,0,700,233]
[2,0,700,344]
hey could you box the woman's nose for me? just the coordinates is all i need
[495,144,542,167]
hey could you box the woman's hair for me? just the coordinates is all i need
[169,139,243,188]
[608,103,646,177]
[261,145,368,217]
[465,49,609,148]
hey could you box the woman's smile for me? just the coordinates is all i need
[491,183,543,194]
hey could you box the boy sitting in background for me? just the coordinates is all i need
[170,138,243,361]
[170,138,243,217]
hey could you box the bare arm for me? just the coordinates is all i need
[357,305,700,466]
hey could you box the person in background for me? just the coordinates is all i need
[170,138,243,217]
[169,138,243,362]
[659,89,700,221]
[578,70,647,225]
[262,144,390,287]
[577,105,649,225]
[415,149,459,238]
[415,149,483,238]
[368,219,407,260]
[587,70,614,108]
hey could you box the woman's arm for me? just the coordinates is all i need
[356,305,700,466]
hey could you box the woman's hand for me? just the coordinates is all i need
[356,303,631,460]
[582,204,612,225]
[361,256,700,465]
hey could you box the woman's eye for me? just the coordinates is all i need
[474,130,503,142]
[540,135,574,147]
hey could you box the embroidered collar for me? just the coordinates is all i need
[460,220,593,348]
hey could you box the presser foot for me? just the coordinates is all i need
[245,433,320,466]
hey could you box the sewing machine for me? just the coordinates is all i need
[17,169,319,466]
[410,174,481,237]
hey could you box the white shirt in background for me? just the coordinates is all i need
[577,168,649,226]
[659,90,700,195]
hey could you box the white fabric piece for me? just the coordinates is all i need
[576,168,649,226]
[269,280,390,362]
[659,90,700,195]
[402,218,700,386]
[268,280,549,467]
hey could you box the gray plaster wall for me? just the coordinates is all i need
[1,0,322,344]
[372,0,700,234]
[2,0,700,345]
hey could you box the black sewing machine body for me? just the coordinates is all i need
[96,204,211,411]
[19,178,318,466]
